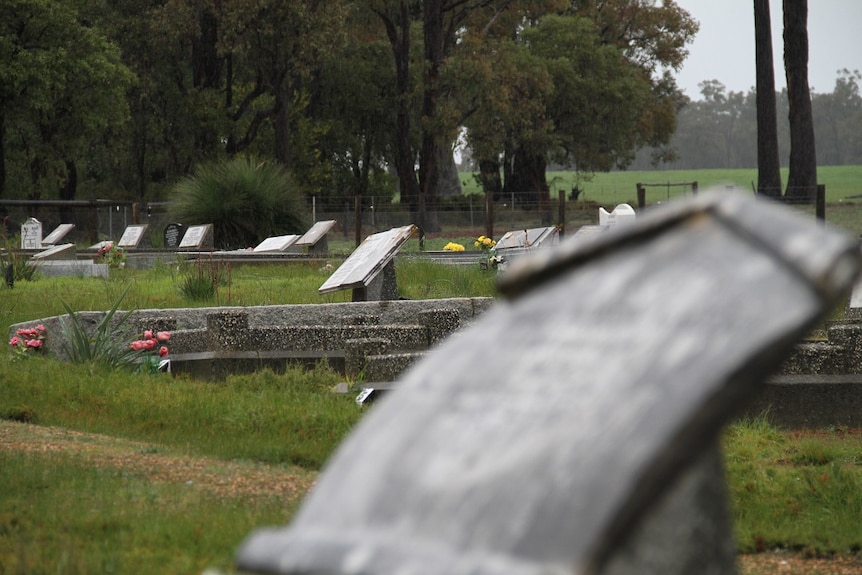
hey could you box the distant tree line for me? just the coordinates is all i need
[629,70,862,170]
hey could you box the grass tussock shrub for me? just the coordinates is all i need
[169,157,310,250]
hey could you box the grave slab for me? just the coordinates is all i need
[236,192,861,575]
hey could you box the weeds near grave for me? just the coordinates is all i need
[177,256,231,303]
[58,284,140,370]
[0,233,38,284]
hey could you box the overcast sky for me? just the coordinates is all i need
[669,0,862,98]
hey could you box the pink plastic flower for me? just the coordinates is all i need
[130,340,147,351]
[26,339,42,348]
[159,346,169,357]
[156,331,171,342]
[144,339,156,351]
[143,330,154,340]
[9,336,19,347]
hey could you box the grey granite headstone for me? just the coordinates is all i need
[117,225,149,249]
[41,223,75,246]
[319,225,417,301]
[179,224,213,250]
[236,192,861,575]
[20,218,42,249]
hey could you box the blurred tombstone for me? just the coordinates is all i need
[235,192,862,575]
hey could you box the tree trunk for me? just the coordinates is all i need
[478,159,503,201]
[437,146,462,197]
[506,148,552,223]
[273,79,291,166]
[0,112,5,198]
[754,0,782,197]
[783,0,817,201]
[418,0,445,233]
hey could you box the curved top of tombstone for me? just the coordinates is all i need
[237,192,861,575]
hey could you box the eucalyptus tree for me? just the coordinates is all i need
[754,0,782,197]
[782,0,817,200]
[0,0,132,200]
[462,0,697,211]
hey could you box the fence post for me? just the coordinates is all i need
[485,191,494,240]
[558,190,566,240]
[816,184,825,223]
[354,194,362,248]
[637,183,646,210]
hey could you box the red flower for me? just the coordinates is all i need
[159,346,169,357]
[156,331,171,342]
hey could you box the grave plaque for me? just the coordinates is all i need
[178,224,213,250]
[253,234,301,253]
[21,218,42,250]
[237,192,862,575]
[31,243,76,261]
[41,223,75,246]
[163,223,185,250]
[117,225,149,249]
[495,226,559,251]
[296,220,336,248]
[318,225,417,297]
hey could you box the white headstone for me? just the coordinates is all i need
[599,204,636,227]
[21,218,42,249]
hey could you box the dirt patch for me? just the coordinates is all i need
[0,420,315,502]
[3,420,861,574]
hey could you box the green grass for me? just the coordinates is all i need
[0,451,293,575]
[724,417,862,556]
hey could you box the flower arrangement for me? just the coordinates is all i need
[9,324,46,361]
[474,235,496,251]
[96,242,126,268]
[129,330,171,373]
[443,242,465,252]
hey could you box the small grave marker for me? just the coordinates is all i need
[41,223,75,246]
[598,203,636,227]
[20,218,42,249]
[319,225,417,301]
[163,223,185,249]
[178,224,213,250]
[117,224,149,249]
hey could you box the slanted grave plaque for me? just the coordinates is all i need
[163,223,185,249]
[178,224,213,250]
[253,234,301,253]
[21,218,42,250]
[31,243,76,261]
[495,226,559,251]
[117,224,149,249]
[318,224,417,301]
[41,223,75,246]
[296,220,336,255]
